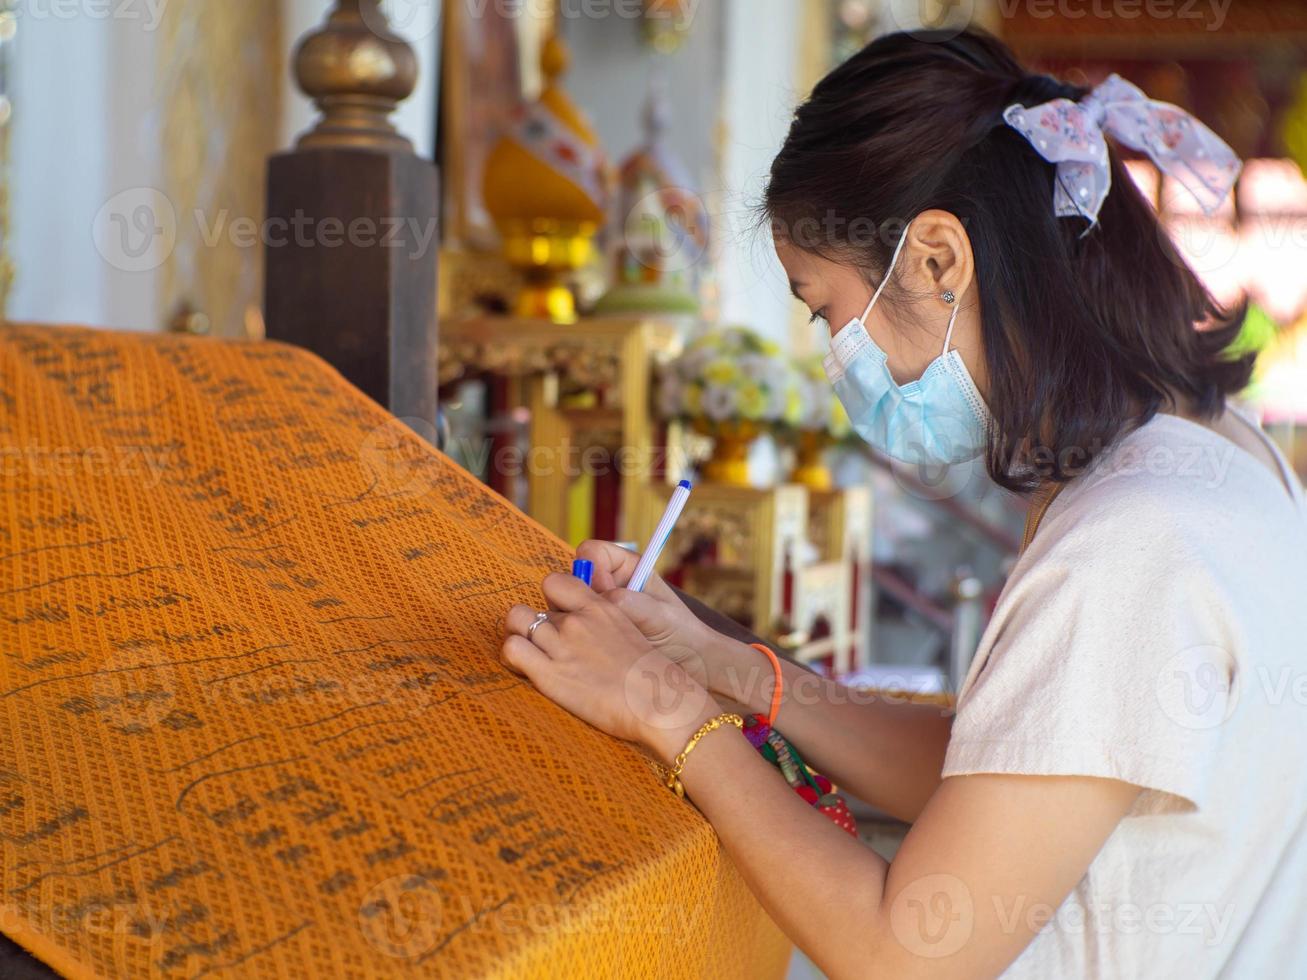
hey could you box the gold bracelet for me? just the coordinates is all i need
[649,712,744,799]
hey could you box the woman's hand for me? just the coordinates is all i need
[573,539,732,692]
[502,573,718,762]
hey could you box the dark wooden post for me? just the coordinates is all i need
[264,0,439,433]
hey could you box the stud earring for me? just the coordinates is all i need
[941,290,956,305]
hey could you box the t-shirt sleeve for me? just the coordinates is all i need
[942,483,1237,814]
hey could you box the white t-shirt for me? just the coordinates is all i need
[943,404,1307,978]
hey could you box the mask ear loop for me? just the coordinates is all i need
[860,222,913,324]
[940,299,961,358]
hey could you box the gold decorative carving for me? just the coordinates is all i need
[646,483,874,671]
[438,247,524,321]
[442,315,687,544]
[669,509,753,564]
[440,315,682,388]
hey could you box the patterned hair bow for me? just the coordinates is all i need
[1002,73,1242,229]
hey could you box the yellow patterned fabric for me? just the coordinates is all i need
[0,325,791,979]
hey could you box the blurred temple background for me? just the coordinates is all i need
[3,3,1307,977]
[4,0,1307,760]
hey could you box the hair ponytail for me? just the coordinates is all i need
[1004,73,1087,109]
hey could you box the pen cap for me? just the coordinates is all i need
[571,559,594,586]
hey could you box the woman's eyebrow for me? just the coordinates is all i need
[788,279,807,303]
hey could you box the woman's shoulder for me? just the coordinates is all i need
[1050,411,1302,541]
[1010,420,1304,604]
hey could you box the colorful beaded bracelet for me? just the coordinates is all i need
[746,644,855,834]
[743,712,858,835]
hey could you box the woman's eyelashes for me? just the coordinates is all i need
[808,308,829,326]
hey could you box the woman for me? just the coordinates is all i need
[500,28,1307,979]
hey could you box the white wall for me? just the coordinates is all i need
[560,0,801,345]
[9,12,161,330]
[7,2,440,332]
[559,3,726,208]
[716,0,803,345]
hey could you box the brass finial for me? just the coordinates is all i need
[293,0,419,152]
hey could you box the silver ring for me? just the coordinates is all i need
[526,611,550,642]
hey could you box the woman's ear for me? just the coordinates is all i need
[906,210,975,303]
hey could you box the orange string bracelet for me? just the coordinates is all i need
[749,642,784,728]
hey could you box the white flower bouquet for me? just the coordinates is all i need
[657,326,802,429]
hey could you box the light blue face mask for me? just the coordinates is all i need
[822,222,991,466]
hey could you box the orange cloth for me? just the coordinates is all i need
[0,325,791,979]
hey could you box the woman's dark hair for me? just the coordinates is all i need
[764,27,1254,494]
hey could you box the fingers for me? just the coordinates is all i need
[541,572,597,613]
[575,539,639,592]
[601,588,665,634]
[501,635,551,681]
[577,539,679,599]
[504,603,559,654]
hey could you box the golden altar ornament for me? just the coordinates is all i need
[792,430,834,491]
[694,418,760,486]
[786,354,853,491]
[483,35,609,324]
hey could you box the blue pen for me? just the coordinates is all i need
[571,558,594,586]
[628,480,692,593]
